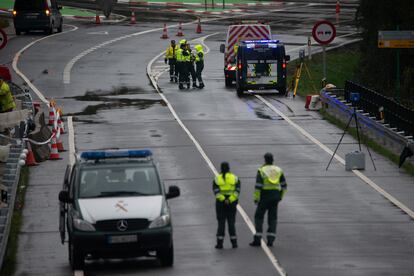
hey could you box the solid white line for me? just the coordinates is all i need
[148,34,286,276]
[67,116,76,166]
[255,95,414,220]
[12,24,79,103]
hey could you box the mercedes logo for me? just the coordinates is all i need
[117,220,128,231]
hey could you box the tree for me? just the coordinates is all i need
[356,0,414,107]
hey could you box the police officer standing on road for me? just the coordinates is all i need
[176,39,186,90]
[213,162,240,249]
[165,40,179,83]
[0,77,16,113]
[250,153,287,247]
[194,44,205,89]
[182,42,191,89]
[187,43,197,88]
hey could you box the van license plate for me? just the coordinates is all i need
[26,15,37,19]
[108,235,137,244]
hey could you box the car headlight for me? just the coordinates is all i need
[73,218,96,231]
[149,214,170,229]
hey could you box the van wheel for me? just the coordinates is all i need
[225,78,232,87]
[15,29,21,35]
[158,244,174,267]
[45,26,53,35]
[69,238,85,270]
[58,22,63,33]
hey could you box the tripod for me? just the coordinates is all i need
[326,106,376,171]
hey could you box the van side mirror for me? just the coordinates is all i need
[220,44,225,53]
[166,185,180,199]
[285,55,290,62]
[59,190,72,203]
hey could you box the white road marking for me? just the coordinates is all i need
[74,270,84,276]
[148,34,287,276]
[255,95,414,220]
[67,116,76,166]
[12,24,79,104]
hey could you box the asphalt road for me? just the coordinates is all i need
[2,1,414,275]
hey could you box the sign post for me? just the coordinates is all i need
[378,29,414,101]
[0,29,7,50]
[312,20,336,87]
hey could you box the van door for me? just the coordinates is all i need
[59,164,71,244]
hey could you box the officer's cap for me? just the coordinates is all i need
[179,39,187,45]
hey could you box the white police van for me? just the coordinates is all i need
[58,149,180,269]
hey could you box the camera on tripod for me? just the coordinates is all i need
[350,92,360,105]
[299,49,305,62]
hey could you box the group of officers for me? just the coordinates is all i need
[212,153,287,249]
[165,39,204,90]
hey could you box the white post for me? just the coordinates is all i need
[307,36,312,60]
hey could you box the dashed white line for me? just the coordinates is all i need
[12,24,79,103]
[148,33,287,276]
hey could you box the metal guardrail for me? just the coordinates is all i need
[345,81,414,138]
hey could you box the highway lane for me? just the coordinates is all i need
[7,1,414,275]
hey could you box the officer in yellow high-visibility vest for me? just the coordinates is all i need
[176,39,186,90]
[0,77,16,113]
[250,153,287,247]
[194,44,204,89]
[164,40,179,83]
[213,162,241,249]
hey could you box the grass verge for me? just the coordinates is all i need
[287,43,361,97]
[0,166,29,276]
[320,109,414,176]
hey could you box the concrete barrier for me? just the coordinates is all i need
[321,90,414,166]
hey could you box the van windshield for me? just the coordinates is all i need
[14,0,46,11]
[78,165,161,198]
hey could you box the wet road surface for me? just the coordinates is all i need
[3,1,414,275]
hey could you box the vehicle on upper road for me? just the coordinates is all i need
[12,0,63,35]
[58,149,180,269]
[220,23,272,87]
[235,39,290,96]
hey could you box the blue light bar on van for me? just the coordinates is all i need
[80,149,152,160]
[242,40,280,44]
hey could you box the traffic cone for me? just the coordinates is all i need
[25,140,38,166]
[130,10,136,24]
[176,22,184,36]
[196,18,202,34]
[56,108,66,134]
[48,105,55,126]
[161,23,168,39]
[56,129,66,152]
[335,0,340,14]
[49,133,61,160]
[95,11,101,24]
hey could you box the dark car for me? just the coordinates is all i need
[12,0,63,35]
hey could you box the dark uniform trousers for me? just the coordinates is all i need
[195,62,204,85]
[189,63,196,84]
[216,200,237,239]
[168,58,177,81]
[254,190,281,244]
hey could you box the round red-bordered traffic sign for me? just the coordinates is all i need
[312,20,336,45]
[0,29,7,50]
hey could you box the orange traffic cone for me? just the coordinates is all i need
[196,18,202,34]
[56,130,66,152]
[130,10,136,24]
[176,22,184,36]
[161,23,169,39]
[25,140,38,166]
[48,105,55,126]
[95,11,101,24]
[335,0,340,14]
[49,133,61,160]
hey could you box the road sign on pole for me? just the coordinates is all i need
[378,30,414,48]
[312,20,336,86]
[0,29,7,50]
